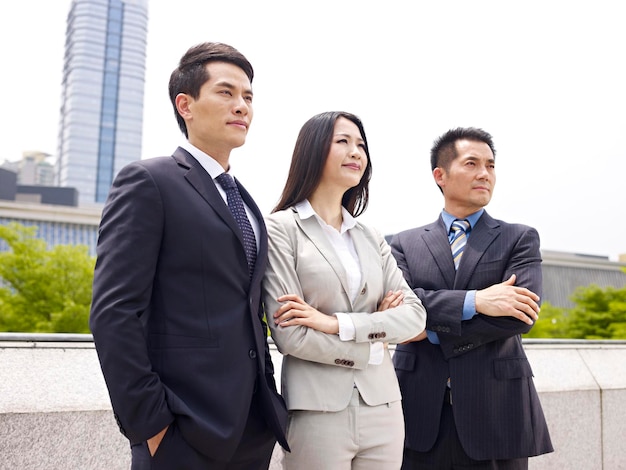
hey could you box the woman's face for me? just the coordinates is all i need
[319,117,368,193]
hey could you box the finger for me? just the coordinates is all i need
[522,311,535,325]
[274,303,303,320]
[513,287,540,302]
[516,294,540,314]
[503,274,516,286]
[274,310,290,323]
[273,302,294,318]
[516,304,537,324]
[277,293,303,303]
[276,309,300,324]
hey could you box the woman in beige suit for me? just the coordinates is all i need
[262,111,427,469]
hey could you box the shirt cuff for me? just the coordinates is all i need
[462,290,477,320]
[369,342,384,365]
[426,330,440,344]
[335,312,356,341]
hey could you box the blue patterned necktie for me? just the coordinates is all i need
[450,219,470,270]
[216,173,257,277]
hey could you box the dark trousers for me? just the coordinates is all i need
[401,391,528,470]
[131,393,276,470]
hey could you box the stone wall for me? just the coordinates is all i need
[0,335,624,469]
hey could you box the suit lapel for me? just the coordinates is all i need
[173,148,240,235]
[293,211,352,300]
[423,219,457,288]
[172,148,258,277]
[454,212,500,289]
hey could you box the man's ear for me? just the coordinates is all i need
[175,93,192,120]
[433,167,445,189]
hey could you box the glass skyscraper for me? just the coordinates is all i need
[55,0,149,205]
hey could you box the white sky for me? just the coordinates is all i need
[2,1,625,261]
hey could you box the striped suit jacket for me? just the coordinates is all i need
[390,211,553,460]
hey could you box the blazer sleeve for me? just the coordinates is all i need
[263,213,371,369]
[89,162,173,443]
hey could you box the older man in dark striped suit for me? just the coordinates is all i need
[391,127,553,469]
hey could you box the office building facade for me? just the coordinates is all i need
[55,0,149,205]
[0,201,101,257]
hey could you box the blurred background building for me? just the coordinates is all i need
[55,0,149,205]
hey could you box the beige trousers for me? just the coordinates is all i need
[282,387,405,470]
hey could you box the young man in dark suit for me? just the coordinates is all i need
[89,42,288,470]
[391,127,553,469]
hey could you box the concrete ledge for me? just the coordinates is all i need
[0,410,129,470]
[1,335,625,469]
[524,342,626,470]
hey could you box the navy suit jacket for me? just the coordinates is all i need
[391,211,553,460]
[90,147,288,462]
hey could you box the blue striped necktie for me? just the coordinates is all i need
[450,219,470,270]
[216,173,257,278]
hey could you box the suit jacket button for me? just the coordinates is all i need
[249,349,257,359]
[348,361,354,367]
[335,359,342,365]
[368,334,374,339]
[381,332,387,338]
[360,288,366,295]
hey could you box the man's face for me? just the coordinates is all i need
[435,139,496,217]
[177,61,253,165]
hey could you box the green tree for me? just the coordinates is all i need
[523,302,570,338]
[525,282,626,339]
[0,222,95,333]
[567,284,626,339]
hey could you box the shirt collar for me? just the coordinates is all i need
[295,199,357,234]
[180,140,229,179]
[441,208,484,233]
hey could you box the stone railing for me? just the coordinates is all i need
[0,334,624,469]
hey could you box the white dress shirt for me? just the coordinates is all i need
[295,200,383,365]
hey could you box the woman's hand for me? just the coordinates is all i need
[274,294,339,334]
[377,290,404,311]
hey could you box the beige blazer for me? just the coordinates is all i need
[262,207,426,412]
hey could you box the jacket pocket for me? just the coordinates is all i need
[493,357,534,379]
